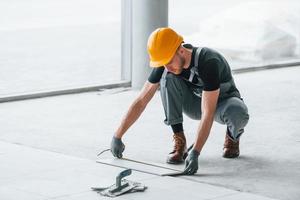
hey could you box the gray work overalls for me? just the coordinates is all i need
[160,47,249,141]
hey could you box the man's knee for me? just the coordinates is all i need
[224,102,249,128]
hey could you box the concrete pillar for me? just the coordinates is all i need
[121,0,132,82]
[122,0,168,89]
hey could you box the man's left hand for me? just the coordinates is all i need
[183,149,200,175]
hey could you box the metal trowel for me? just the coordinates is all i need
[91,169,147,197]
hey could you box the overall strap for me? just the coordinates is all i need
[162,67,168,78]
[188,47,203,82]
[194,47,203,67]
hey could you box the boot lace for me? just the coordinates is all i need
[173,134,186,152]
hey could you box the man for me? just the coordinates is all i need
[110,27,249,175]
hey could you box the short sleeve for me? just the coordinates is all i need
[148,67,164,84]
[201,59,220,91]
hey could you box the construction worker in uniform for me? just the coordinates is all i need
[110,27,249,175]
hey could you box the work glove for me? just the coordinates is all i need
[183,149,200,175]
[110,136,125,158]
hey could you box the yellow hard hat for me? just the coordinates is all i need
[147,27,183,67]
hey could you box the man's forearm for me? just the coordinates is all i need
[114,99,147,138]
[193,114,215,153]
[193,89,219,153]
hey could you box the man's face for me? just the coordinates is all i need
[164,51,185,75]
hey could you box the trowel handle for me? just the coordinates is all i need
[116,169,132,187]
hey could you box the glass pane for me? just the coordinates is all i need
[169,0,300,69]
[0,0,121,96]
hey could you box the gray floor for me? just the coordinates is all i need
[1,66,300,200]
[0,141,275,200]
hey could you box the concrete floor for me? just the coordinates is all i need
[0,66,300,199]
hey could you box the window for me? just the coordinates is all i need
[0,0,121,97]
[169,0,300,70]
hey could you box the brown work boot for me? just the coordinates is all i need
[223,129,240,158]
[167,132,187,164]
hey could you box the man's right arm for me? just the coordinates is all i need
[114,81,160,139]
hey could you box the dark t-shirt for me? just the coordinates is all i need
[148,45,234,91]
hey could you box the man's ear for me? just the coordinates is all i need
[177,45,184,55]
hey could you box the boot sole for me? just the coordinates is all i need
[166,159,184,164]
[222,153,240,159]
[166,152,188,164]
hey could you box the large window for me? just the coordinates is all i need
[169,0,300,70]
[0,0,121,97]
